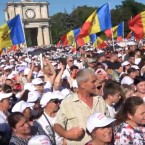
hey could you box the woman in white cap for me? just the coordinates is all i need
[86,113,116,145]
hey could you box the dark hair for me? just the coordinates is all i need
[134,76,145,86]
[103,80,122,99]
[0,84,12,93]
[127,68,136,74]
[115,96,144,125]
[128,52,135,58]
[19,90,30,102]
[70,65,79,71]
[8,112,24,128]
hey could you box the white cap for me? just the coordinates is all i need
[121,76,134,85]
[24,68,30,75]
[28,135,52,145]
[4,66,12,70]
[127,41,136,46]
[97,50,104,53]
[32,78,44,85]
[131,65,139,70]
[1,60,6,63]
[0,92,13,101]
[7,74,15,79]
[21,62,27,67]
[37,71,44,78]
[1,64,6,68]
[11,71,19,75]
[24,83,36,91]
[12,100,34,113]
[9,59,15,62]
[135,58,141,65]
[86,113,116,133]
[27,91,41,103]
[40,92,59,107]
[121,61,130,66]
[118,54,122,58]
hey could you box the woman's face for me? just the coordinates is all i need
[14,117,31,135]
[136,81,145,94]
[96,72,106,82]
[23,107,32,120]
[130,104,145,125]
[93,125,113,143]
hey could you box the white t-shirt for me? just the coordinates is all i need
[107,104,116,118]
[37,112,63,145]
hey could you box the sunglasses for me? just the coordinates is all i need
[49,99,61,104]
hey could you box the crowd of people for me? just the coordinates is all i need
[0,39,145,145]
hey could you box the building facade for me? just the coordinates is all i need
[5,0,51,47]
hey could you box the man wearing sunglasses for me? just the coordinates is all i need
[54,69,109,145]
[37,92,62,145]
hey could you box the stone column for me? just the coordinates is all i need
[43,26,50,45]
[37,27,44,46]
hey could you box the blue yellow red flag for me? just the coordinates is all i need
[105,22,124,38]
[0,14,25,49]
[60,28,80,46]
[77,3,112,38]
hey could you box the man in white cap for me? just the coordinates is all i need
[32,78,44,93]
[37,92,62,145]
[86,113,116,145]
[0,92,13,144]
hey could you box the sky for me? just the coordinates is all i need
[0,0,145,25]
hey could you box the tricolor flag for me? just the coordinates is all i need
[77,34,96,47]
[105,22,124,39]
[77,3,112,38]
[128,11,145,40]
[0,14,25,49]
[60,28,80,46]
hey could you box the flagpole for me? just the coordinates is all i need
[111,28,115,51]
[108,3,115,51]
[122,22,124,41]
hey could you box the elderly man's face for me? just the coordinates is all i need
[67,57,74,67]
[83,73,97,94]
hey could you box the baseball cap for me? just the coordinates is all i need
[40,92,59,107]
[27,91,41,103]
[121,76,134,85]
[32,78,44,85]
[131,65,139,70]
[24,83,36,91]
[86,113,116,133]
[12,100,34,113]
[0,92,13,101]
[28,135,52,145]
[121,61,130,66]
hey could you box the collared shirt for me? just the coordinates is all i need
[55,93,109,145]
[62,65,71,79]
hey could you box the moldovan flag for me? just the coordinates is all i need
[0,14,25,49]
[90,35,108,49]
[77,34,96,47]
[77,3,112,38]
[105,22,124,39]
[128,11,145,40]
[60,28,80,46]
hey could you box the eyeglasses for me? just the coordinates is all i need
[49,99,61,104]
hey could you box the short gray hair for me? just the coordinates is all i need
[76,69,94,86]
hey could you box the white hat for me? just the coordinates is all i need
[40,92,59,107]
[118,54,122,58]
[1,60,6,63]
[4,66,12,70]
[28,135,52,145]
[12,100,34,113]
[121,76,134,85]
[86,113,116,133]
[97,50,104,54]
[0,92,13,101]
[9,59,15,62]
[32,78,44,85]
[24,83,36,91]
[24,68,30,75]
[27,91,41,103]
[7,74,15,80]
[131,65,139,70]
[0,64,5,68]
[37,71,44,78]
[127,41,136,46]
[21,62,27,67]
[135,58,141,65]
[121,61,130,66]
[11,71,19,75]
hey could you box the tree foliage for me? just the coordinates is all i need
[50,0,145,43]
